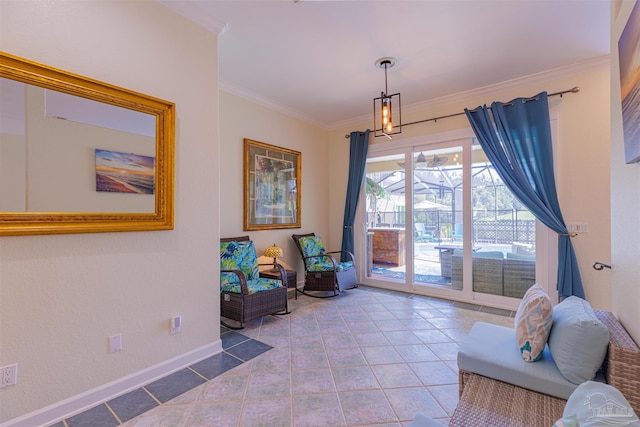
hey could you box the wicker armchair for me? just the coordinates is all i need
[220,236,289,329]
[292,233,358,297]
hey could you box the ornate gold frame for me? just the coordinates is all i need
[0,52,175,235]
[243,138,301,231]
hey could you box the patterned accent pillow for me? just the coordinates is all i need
[514,283,553,362]
[220,240,259,285]
[299,236,326,268]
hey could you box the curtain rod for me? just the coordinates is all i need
[344,86,580,138]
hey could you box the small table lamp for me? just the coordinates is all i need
[264,243,283,272]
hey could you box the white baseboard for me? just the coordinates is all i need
[1,341,223,427]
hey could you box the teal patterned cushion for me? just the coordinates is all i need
[221,277,283,295]
[220,240,259,284]
[308,261,353,272]
[299,236,326,256]
[299,236,327,269]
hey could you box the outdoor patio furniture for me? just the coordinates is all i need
[220,236,289,329]
[503,254,536,298]
[450,251,533,297]
[414,223,433,242]
[292,233,358,297]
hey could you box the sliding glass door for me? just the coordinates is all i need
[359,131,540,308]
[411,146,465,293]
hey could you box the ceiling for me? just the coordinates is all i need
[161,1,611,130]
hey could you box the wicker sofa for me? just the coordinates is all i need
[448,310,640,426]
[451,251,535,298]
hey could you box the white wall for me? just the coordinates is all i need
[0,1,220,423]
[219,91,329,277]
[328,63,612,309]
[611,0,640,343]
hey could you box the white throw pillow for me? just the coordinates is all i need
[514,283,553,362]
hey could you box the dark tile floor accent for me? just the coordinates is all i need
[144,368,207,403]
[107,388,158,423]
[65,404,119,427]
[49,329,270,427]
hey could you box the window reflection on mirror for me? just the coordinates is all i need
[0,77,156,213]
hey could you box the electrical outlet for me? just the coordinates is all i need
[171,315,182,334]
[109,334,123,353]
[0,364,18,388]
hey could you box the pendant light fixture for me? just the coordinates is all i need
[373,57,402,138]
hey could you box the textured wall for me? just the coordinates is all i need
[0,1,220,422]
[610,0,640,343]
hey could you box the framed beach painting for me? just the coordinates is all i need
[95,149,156,194]
[619,0,640,164]
[243,139,301,231]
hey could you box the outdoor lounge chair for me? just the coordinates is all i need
[292,233,358,297]
[220,236,289,329]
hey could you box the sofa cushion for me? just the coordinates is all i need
[474,250,504,259]
[548,296,609,384]
[561,381,640,426]
[458,321,577,399]
[514,283,553,361]
[506,252,535,261]
[220,240,259,283]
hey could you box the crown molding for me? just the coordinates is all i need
[219,81,327,129]
[157,1,228,35]
[330,55,610,131]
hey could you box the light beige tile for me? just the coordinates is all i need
[322,333,358,348]
[292,368,336,394]
[241,397,292,427]
[326,346,367,367]
[371,363,422,388]
[409,361,458,386]
[293,393,346,427]
[354,331,391,347]
[428,384,460,416]
[383,330,422,345]
[292,351,329,369]
[186,401,243,427]
[199,375,247,402]
[332,365,380,391]
[120,405,191,427]
[361,345,404,365]
[384,387,447,421]
[413,329,453,344]
[339,390,398,425]
[394,344,440,363]
[247,371,291,398]
[427,342,461,361]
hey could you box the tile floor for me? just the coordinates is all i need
[51,286,516,427]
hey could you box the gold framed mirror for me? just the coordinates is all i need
[0,52,174,235]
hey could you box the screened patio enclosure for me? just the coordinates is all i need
[365,146,536,299]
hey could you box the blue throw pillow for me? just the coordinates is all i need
[548,297,609,384]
